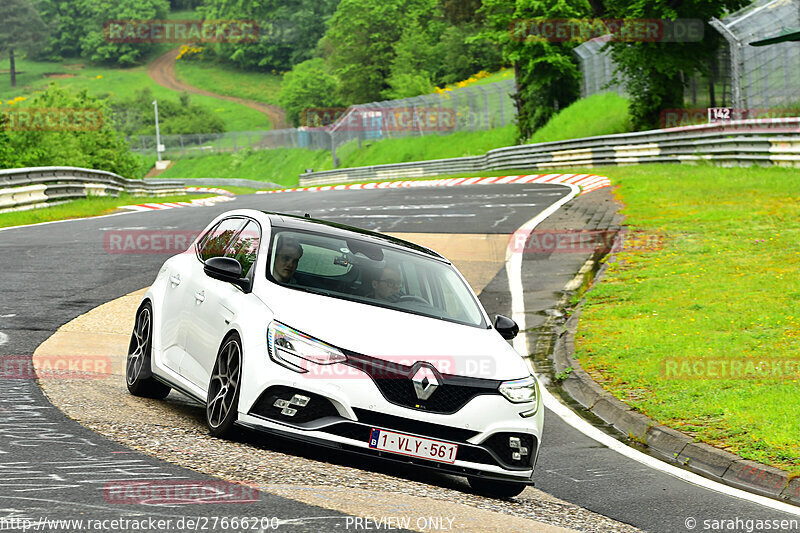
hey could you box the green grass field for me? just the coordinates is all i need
[158,126,518,185]
[529,92,632,143]
[569,164,800,474]
[337,125,516,168]
[0,192,212,228]
[158,148,334,186]
[0,58,270,132]
[174,60,283,106]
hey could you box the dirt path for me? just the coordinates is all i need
[148,48,288,130]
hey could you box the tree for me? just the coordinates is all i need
[0,0,47,87]
[6,84,142,176]
[383,18,437,99]
[279,58,343,126]
[481,0,591,142]
[201,0,339,71]
[79,0,170,66]
[602,0,748,129]
[324,0,437,104]
[33,0,169,66]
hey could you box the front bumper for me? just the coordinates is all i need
[237,382,541,483]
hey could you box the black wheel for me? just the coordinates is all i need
[206,334,242,438]
[126,302,171,399]
[468,477,527,498]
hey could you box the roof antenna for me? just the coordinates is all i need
[304,213,311,218]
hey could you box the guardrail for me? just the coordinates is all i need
[299,117,800,186]
[0,166,186,213]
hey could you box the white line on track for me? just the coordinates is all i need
[0,331,8,346]
[505,185,800,516]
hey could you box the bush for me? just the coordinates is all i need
[279,59,343,127]
[110,87,226,136]
[1,84,142,177]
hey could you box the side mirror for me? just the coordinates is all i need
[494,315,519,340]
[204,257,251,293]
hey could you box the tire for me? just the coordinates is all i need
[206,333,242,438]
[468,477,528,498]
[126,301,171,399]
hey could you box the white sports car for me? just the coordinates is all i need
[126,209,543,497]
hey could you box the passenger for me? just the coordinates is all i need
[272,235,303,284]
[372,266,403,301]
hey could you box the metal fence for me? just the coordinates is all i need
[711,0,800,111]
[574,39,626,98]
[575,0,800,111]
[128,79,518,166]
[299,116,800,186]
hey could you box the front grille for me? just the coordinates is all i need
[343,352,501,414]
[352,408,479,442]
[249,386,340,425]
[483,432,537,468]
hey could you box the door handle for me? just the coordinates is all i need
[195,290,205,303]
[169,274,181,286]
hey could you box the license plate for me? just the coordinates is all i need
[368,429,458,464]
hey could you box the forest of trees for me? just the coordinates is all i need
[1,0,749,159]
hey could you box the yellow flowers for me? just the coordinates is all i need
[3,96,27,105]
[96,75,103,79]
[434,70,495,93]
[176,45,204,60]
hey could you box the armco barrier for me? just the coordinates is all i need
[299,117,800,186]
[0,166,186,212]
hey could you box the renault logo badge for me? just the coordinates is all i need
[411,365,439,401]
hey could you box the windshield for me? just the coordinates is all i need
[266,228,486,328]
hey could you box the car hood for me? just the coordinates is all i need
[260,285,530,381]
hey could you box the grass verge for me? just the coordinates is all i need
[567,164,800,474]
[158,148,334,186]
[173,60,283,105]
[0,58,270,132]
[529,92,632,143]
[0,192,214,229]
[336,125,517,168]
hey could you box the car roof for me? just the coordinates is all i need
[263,211,448,262]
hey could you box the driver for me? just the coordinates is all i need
[272,235,303,284]
[372,266,402,301]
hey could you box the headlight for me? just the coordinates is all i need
[499,375,538,404]
[267,322,345,373]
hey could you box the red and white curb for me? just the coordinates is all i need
[119,188,235,212]
[256,174,610,196]
[185,186,235,197]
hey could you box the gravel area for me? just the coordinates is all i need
[34,276,640,532]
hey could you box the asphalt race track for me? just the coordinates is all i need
[1,185,798,532]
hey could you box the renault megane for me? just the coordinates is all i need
[125,209,542,497]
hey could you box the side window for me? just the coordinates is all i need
[225,221,260,277]
[198,218,245,262]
